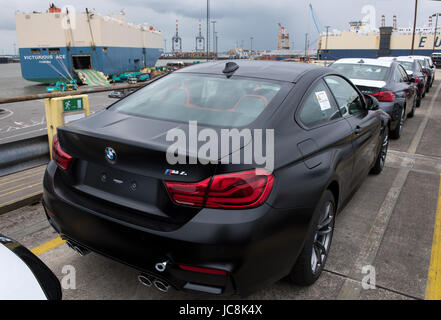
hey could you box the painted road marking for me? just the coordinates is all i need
[0,182,42,199]
[31,237,65,257]
[0,170,45,187]
[425,174,441,300]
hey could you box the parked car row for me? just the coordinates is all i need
[329,55,435,139]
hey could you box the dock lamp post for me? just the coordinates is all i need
[411,0,419,56]
[432,13,441,52]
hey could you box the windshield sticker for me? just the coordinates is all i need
[315,91,332,111]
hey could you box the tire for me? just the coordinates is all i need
[290,190,336,286]
[370,128,389,175]
[416,93,422,108]
[390,107,405,140]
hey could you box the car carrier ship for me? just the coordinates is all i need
[318,15,441,60]
[15,4,163,84]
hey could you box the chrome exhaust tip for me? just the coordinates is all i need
[153,279,170,293]
[138,274,153,287]
[66,241,89,256]
[155,261,168,272]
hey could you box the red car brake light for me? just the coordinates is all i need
[165,170,274,209]
[164,178,210,207]
[52,134,72,170]
[372,91,395,103]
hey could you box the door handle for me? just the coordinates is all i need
[354,126,362,135]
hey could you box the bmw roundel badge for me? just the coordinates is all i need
[105,147,117,163]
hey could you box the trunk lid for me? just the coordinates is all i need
[56,110,251,228]
[350,79,386,95]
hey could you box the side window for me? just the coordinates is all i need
[393,67,402,82]
[399,66,408,82]
[324,75,365,117]
[417,61,423,72]
[298,80,341,127]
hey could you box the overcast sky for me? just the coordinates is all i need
[1,0,441,54]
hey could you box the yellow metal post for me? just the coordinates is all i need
[45,95,90,159]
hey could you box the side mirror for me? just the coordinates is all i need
[364,94,380,111]
[409,76,416,83]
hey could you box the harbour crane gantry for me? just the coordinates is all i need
[195,19,205,52]
[278,23,290,50]
[172,19,182,53]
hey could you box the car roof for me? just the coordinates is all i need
[333,58,393,67]
[378,56,414,63]
[175,60,325,83]
[403,55,429,60]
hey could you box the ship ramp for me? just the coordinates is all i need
[75,69,111,86]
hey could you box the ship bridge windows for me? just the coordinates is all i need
[72,55,92,70]
[31,49,41,55]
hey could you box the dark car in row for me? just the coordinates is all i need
[42,61,390,296]
[409,55,435,90]
[330,58,417,139]
[379,56,428,106]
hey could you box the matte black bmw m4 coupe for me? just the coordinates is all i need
[43,61,390,296]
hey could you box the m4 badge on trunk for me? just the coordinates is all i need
[165,169,188,176]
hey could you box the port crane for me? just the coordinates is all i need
[195,20,205,52]
[309,4,321,34]
[172,20,182,53]
[277,23,290,50]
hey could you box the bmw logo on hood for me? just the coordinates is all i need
[105,147,117,163]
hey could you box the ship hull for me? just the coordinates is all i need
[319,31,441,61]
[19,46,162,83]
[321,49,438,60]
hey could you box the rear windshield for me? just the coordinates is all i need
[331,63,389,81]
[397,61,413,71]
[416,58,429,68]
[111,73,283,127]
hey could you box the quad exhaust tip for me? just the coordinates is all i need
[138,275,153,287]
[66,241,90,256]
[138,274,170,293]
[153,279,170,293]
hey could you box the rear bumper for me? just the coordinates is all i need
[43,161,312,296]
[379,102,402,130]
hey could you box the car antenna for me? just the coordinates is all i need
[223,62,239,78]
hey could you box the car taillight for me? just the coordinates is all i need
[52,134,72,170]
[372,91,395,103]
[164,178,210,207]
[165,169,274,209]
